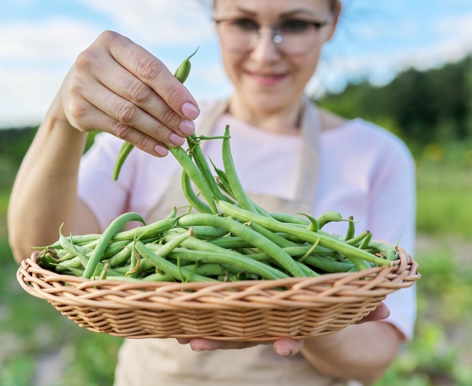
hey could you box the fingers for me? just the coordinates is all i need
[65,96,170,157]
[80,49,196,139]
[273,338,304,357]
[176,337,303,357]
[103,31,200,121]
[81,78,185,147]
[188,338,259,352]
[357,302,390,324]
[63,30,201,156]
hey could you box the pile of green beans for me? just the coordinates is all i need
[37,204,398,282]
[35,52,400,282]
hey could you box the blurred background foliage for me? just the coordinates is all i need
[1,55,471,385]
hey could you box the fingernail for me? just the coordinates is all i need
[154,144,168,157]
[179,120,195,136]
[276,349,291,357]
[181,102,199,120]
[170,133,185,147]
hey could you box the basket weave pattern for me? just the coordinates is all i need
[17,248,419,341]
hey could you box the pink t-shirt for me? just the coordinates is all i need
[78,105,417,339]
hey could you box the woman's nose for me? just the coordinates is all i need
[250,26,282,62]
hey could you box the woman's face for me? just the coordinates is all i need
[214,0,339,114]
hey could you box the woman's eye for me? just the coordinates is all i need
[231,18,259,31]
[279,20,310,33]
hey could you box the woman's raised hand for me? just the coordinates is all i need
[60,31,199,157]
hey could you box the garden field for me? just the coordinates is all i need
[0,159,471,385]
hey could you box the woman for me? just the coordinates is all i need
[8,0,416,384]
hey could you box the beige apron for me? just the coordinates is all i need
[114,98,348,386]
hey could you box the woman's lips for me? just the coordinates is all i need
[245,71,287,86]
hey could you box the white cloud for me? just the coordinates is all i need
[0,17,101,63]
[0,17,102,126]
[2,3,472,127]
[0,68,66,127]
[75,0,214,46]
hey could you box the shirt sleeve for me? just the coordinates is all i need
[77,133,134,232]
[367,133,417,340]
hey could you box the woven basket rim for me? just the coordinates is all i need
[17,246,420,311]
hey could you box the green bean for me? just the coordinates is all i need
[141,272,175,282]
[345,230,370,246]
[106,242,133,267]
[222,125,256,213]
[296,262,320,277]
[173,47,198,83]
[62,265,123,278]
[153,247,285,280]
[208,236,253,249]
[163,234,288,279]
[187,135,229,203]
[180,225,229,239]
[59,239,130,266]
[59,231,90,269]
[246,245,335,262]
[177,213,306,276]
[298,238,321,263]
[217,201,392,267]
[47,234,101,249]
[359,231,373,249]
[113,142,134,181]
[168,146,218,214]
[181,169,213,214]
[345,216,355,241]
[368,240,398,261]
[157,228,193,255]
[135,241,215,282]
[105,276,144,282]
[39,253,57,270]
[196,264,229,277]
[209,157,231,192]
[112,49,197,180]
[303,255,355,273]
[317,211,348,229]
[112,217,177,241]
[83,212,145,278]
[126,247,140,278]
[346,256,371,271]
[250,222,297,248]
[99,263,110,280]
[269,212,309,225]
[297,213,319,232]
[166,207,178,219]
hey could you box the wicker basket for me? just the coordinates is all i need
[17,247,419,341]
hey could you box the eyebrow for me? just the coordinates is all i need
[228,7,321,19]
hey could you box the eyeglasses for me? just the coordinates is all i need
[213,16,332,56]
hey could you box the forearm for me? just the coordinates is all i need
[8,97,88,263]
[301,321,403,385]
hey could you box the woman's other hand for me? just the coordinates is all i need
[176,302,391,357]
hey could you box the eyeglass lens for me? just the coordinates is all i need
[216,18,329,55]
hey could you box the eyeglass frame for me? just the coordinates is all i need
[213,15,334,55]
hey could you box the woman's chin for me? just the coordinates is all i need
[243,93,292,113]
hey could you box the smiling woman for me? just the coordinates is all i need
[7,0,417,385]
[213,0,340,127]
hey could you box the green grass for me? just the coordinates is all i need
[375,248,472,386]
[1,161,471,385]
[416,165,472,237]
[0,238,123,385]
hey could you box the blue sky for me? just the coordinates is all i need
[1,0,472,127]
